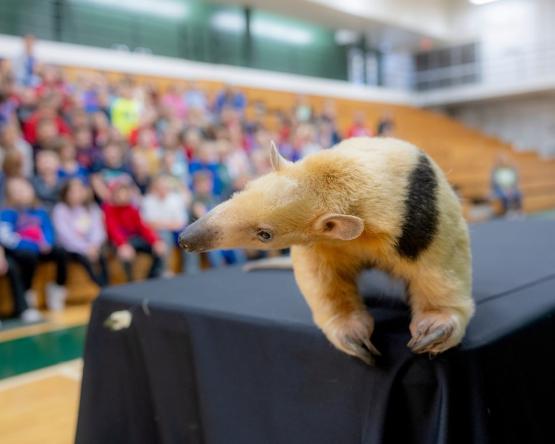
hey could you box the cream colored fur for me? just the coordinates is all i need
[184,137,474,364]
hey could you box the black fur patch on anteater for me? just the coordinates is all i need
[396,153,439,260]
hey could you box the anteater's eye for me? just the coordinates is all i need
[256,229,273,242]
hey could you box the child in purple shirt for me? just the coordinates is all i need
[52,178,108,286]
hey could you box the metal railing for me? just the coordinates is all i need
[414,43,555,91]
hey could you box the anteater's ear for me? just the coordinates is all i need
[313,213,364,241]
[270,141,292,171]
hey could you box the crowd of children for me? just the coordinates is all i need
[0,36,395,323]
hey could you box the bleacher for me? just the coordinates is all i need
[63,65,555,214]
[1,65,554,317]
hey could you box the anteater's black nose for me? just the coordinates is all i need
[178,231,192,251]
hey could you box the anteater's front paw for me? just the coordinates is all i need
[322,310,380,365]
[408,311,464,354]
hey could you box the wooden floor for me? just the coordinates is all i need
[0,305,90,444]
[0,360,82,444]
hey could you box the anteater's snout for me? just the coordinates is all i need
[178,219,221,253]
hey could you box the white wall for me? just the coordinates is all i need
[448,95,555,158]
[450,0,555,83]
[419,0,555,158]
[415,1,555,107]
[309,0,452,40]
[450,0,539,48]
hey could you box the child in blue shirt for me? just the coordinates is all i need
[55,136,89,183]
[0,177,67,319]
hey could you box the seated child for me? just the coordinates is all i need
[90,142,132,202]
[74,127,101,172]
[189,142,231,199]
[0,244,42,322]
[31,149,63,210]
[191,171,218,219]
[53,178,108,286]
[130,151,152,195]
[141,175,188,276]
[54,137,89,183]
[102,177,166,281]
[0,177,67,315]
[160,142,189,187]
[160,130,188,180]
[0,150,26,206]
[190,171,245,268]
[132,128,160,177]
[0,124,33,177]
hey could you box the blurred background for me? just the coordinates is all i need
[0,0,554,442]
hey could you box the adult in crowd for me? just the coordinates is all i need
[12,34,38,87]
[491,154,523,216]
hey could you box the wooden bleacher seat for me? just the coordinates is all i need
[0,250,184,317]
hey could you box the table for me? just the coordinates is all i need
[76,220,555,444]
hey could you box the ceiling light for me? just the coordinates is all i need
[469,0,500,5]
[335,29,359,45]
[211,11,245,33]
[252,20,313,46]
[212,12,313,46]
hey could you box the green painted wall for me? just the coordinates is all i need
[0,0,55,40]
[0,0,348,80]
[249,10,347,79]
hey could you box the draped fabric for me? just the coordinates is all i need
[76,220,555,444]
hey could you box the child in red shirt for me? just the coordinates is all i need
[102,177,166,281]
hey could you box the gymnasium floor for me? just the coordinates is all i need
[0,306,90,444]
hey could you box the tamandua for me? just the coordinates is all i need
[178,137,474,364]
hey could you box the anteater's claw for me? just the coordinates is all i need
[409,324,452,353]
[344,336,380,365]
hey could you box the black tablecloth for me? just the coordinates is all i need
[76,220,555,444]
